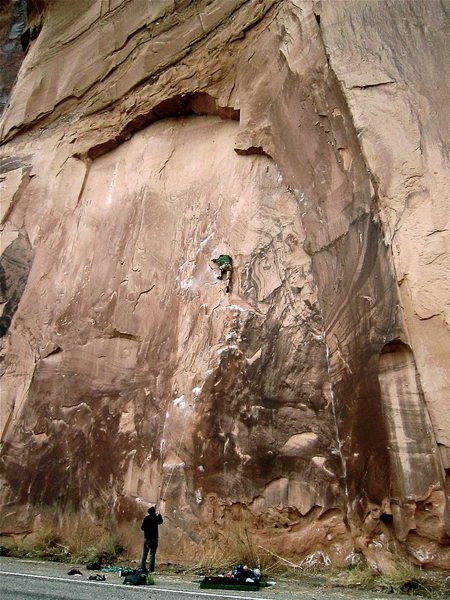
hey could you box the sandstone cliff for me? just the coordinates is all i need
[0,0,449,570]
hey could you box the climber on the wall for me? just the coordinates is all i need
[212,254,233,293]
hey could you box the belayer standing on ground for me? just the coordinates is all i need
[212,254,233,293]
[140,506,163,573]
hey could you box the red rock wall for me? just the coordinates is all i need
[0,0,448,569]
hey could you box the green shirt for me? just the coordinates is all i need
[212,255,232,266]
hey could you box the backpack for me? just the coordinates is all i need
[123,571,147,586]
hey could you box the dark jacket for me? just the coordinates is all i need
[141,512,163,540]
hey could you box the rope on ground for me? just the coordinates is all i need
[257,545,301,568]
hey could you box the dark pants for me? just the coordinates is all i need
[140,537,158,572]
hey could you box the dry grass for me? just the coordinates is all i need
[189,524,327,579]
[337,562,450,598]
[189,524,291,576]
[0,513,125,564]
[187,524,449,598]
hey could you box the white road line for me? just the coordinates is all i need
[0,571,278,600]
[153,588,277,600]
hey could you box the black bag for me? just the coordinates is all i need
[123,571,147,586]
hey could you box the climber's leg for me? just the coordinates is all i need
[225,270,232,293]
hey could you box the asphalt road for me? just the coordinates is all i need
[0,556,413,600]
[0,571,283,600]
[0,558,303,600]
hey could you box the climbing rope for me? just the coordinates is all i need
[158,411,189,505]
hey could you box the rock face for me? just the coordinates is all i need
[0,0,26,114]
[0,0,448,570]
